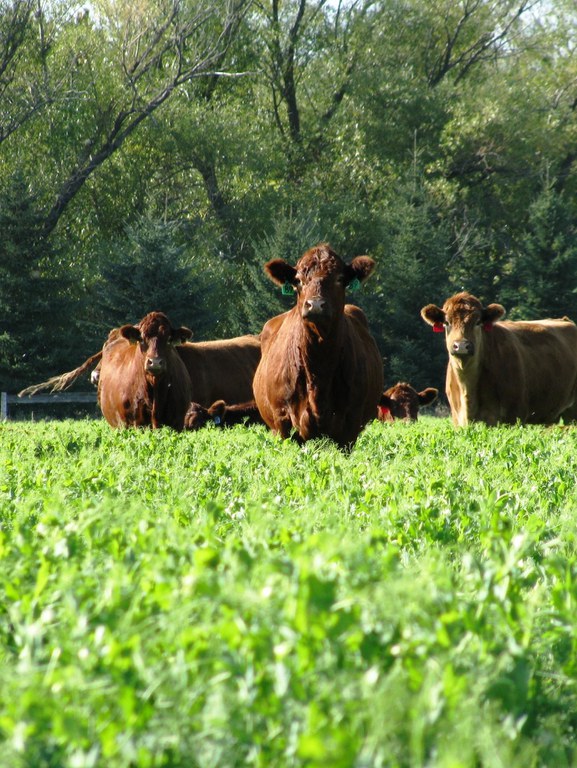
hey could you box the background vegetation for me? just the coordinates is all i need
[2,0,577,396]
[2,417,577,766]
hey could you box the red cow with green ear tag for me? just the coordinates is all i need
[253,243,384,449]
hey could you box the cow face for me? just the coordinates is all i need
[120,312,193,379]
[264,243,375,334]
[421,292,505,363]
[184,400,226,430]
[378,382,438,421]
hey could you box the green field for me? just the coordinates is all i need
[1,417,577,767]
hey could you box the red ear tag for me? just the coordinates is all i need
[433,323,444,333]
[483,322,493,332]
[378,406,390,418]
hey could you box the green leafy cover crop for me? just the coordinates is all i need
[1,418,577,767]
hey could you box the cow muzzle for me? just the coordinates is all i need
[145,356,166,376]
[450,340,475,357]
[302,297,327,318]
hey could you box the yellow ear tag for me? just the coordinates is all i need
[282,282,294,295]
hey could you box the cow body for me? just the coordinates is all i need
[378,382,438,422]
[184,399,264,430]
[421,291,577,426]
[252,243,384,449]
[98,312,193,430]
[176,335,261,406]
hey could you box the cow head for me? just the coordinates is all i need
[378,382,438,422]
[264,243,375,335]
[120,311,193,379]
[184,400,226,430]
[421,292,505,364]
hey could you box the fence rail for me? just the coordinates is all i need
[1,392,97,421]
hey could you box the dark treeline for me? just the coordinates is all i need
[2,0,577,399]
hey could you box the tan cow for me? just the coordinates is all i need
[421,291,577,426]
[253,243,384,449]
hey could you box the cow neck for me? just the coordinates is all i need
[149,377,166,427]
[293,310,344,377]
[449,328,495,423]
[139,342,172,426]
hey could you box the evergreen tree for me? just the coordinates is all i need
[0,173,79,392]
[365,178,452,394]
[501,187,577,319]
[97,216,213,336]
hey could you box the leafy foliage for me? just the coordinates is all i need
[1,418,577,766]
[95,216,213,335]
[0,174,80,392]
[2,0,577,393]
[502,186,577,319]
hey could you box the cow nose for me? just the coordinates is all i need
[146,356,165,375]
[451,340,475,357]
[303,298,326,317]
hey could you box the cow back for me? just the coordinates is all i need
[177,334,261,406]
[467,319,577,425]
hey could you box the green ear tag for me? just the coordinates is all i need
[349,277,361,292]
[282,282,294,295]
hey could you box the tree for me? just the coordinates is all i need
[0,173,80,392]
[501,185,577,319]
[96,215,214,335]
[364,172,453,392]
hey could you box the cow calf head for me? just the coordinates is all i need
[184,400,226,430]
[379,382,438,421]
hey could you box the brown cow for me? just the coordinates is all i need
[90,332,260,405]
[378,382,438,422]
[184,399,264,430]
[252,243,384,449]
[176,336,261,406]
[19,326,261,418]
[97,311,193,429]
[421,291,577,426]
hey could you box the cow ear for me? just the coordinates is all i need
[172,326,193,344]
[379,393,393,408]
[418,387,438,406]
[344,256,375,286]
[421,304,445,327]
[209,400,227,418]
[483,303,506,324]
[119,324,141,343]
[264,259,297,287]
